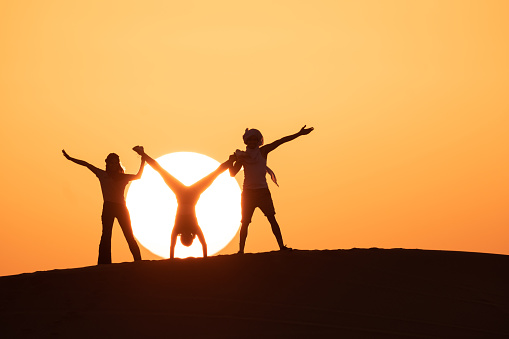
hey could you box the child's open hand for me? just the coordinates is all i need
[299,125,314,135]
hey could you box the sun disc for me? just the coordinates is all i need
[126,152,241,259]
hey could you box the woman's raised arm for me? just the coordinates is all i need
[62,149,101,175]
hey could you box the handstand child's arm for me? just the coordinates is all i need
[195,228,207,258]
[169,230,178,259]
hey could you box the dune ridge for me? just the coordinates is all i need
[1,248,508,338]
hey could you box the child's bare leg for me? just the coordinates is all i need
[267,215,286,250]
[142,153,186,193]
[191,161,229,194]
[238,221,250,254]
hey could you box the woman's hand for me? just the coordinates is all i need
[132,145,144,156]
[62,149,71,160]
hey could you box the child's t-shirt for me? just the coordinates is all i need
[237,148,269,190]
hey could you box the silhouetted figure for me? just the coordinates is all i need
[62,149,145,264]
[229,125,314,254]
[132,146,235,259]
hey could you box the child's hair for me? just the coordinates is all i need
[243,128,264,146]
[105,153,125,175]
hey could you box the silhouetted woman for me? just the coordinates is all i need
[62,149,145,264]
[132,146,234,259]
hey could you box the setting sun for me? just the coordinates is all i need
[126,152,241,259]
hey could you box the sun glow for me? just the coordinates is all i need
[126,152,241,259]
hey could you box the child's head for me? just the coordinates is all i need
[243,128,264,149]
[180,232,196,247]
[105,153,125,175]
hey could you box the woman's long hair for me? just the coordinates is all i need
[105,153,125,176]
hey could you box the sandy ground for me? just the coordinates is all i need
[1,248,508,338]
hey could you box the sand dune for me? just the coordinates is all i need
[1,248,508,338]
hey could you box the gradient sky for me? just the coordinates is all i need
[1,0,508,276]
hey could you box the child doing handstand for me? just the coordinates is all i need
[132,146,234,259]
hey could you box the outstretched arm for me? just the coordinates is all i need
[191,155,235,194]
[62,149,101,175]
[170,231,178,259]
[229,152,242,177]
[195,228,207,258]
[261,125,314,155]
[132,146,185,192]
[125,156,146,181]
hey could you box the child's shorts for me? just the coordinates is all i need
[241,188,276,224]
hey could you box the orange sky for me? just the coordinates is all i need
[1,1,508,276]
